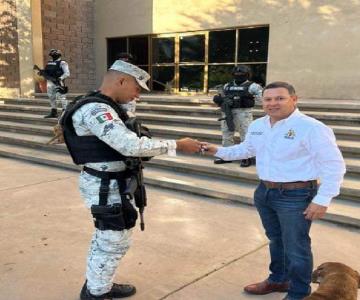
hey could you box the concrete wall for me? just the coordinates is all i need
[41,0,95,92]
[94,0,153,84]
[0,0,20,97]
[94,0,360,99]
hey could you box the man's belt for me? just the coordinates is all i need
[261,180,318,190]
[83,166,129,179]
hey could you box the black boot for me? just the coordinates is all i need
[214,158,233,164]
[80,281,136,299]
[43,108,58,118]
[240,158,252,167]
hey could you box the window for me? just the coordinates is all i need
[180,35,205,62]
[152,66,175,91]
[238,27,269,63]
[152,37,175,64]
[208,65,235,90]
[209,30,236,63]
[179,65,204,92]
[106,25,269,92]
[128,36,149,65]
[107,37,127,68]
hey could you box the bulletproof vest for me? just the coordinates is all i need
[223,81,255,108]
[44,60,64,78]
[61,92,132,165]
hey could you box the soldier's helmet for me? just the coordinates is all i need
[232,65,251,78]
[49,49,62,60]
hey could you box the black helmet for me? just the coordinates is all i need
[232,65,251,77]
[49,49,62,60]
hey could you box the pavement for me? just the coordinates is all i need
[0,157,359,300]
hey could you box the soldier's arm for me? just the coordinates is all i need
[249,83,263,104]
[59,61,70,80]
[78,103,178,157]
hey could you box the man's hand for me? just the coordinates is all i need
[199,142,218,156]
[176,138,201,154]
[303,203,328,220]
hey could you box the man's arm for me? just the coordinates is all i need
[303,123,346,220]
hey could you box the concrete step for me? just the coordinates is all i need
[2,100,360,126]
[0,109,360,142]
[0,119,360,158]
[0,142,359,229]
[0,130,358,202]
[29,93,360,112]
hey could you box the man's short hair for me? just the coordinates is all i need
[263,81,296,95]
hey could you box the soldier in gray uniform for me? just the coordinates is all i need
[60,60,201,300]
[213,65,262,167]
[44,49,70,118]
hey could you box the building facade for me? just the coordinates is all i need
[1,0,360,99]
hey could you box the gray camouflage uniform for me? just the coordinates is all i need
[47,59,70,110]
[73,101,176,296]
[221,81,263,146]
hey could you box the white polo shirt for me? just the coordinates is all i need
[215,109,346,206]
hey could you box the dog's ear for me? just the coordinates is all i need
[356,271,360,288]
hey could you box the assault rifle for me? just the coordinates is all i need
[213,86,236,132]
[123,118,149,231]
[33,65,59,84]
[33,65,68,94]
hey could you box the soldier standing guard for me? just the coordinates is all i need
[43,49,70,118]
[60,59,201,300]
[213,65,262,167]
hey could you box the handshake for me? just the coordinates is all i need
[176,138,218,155]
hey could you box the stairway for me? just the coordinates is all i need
[0,94,360,228]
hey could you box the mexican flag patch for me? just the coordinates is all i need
[96,113,113,123]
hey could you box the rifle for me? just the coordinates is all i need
[214,85,235,132]
[218,96,235,132]
[123,119,147,231]
[33,64,59,84]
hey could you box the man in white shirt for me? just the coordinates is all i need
[202,81,346,300]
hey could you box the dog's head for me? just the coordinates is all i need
[312,262,360,288]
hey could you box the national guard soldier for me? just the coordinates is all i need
[213,65,262,167]
[60,59,201,299]
[43,49,70,118]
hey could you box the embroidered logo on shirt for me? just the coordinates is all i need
[251,131,263,135]
[96,113,113,123]
[284,129,296,139]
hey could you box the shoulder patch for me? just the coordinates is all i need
[96,112,113,123]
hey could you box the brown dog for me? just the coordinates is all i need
[303,262,360,300]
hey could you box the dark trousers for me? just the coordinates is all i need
[254,181,317,299]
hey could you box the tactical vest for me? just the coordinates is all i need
[44,60,64,79]
[224,81,255,108]
[61,92,131,165]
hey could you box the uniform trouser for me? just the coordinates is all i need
[47,82,68,110]
[254,182,317,299]
[221,108,253,147]
[79,172,132,296]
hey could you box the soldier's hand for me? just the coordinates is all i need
[200,142,218,156]
[176,138,201,154]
